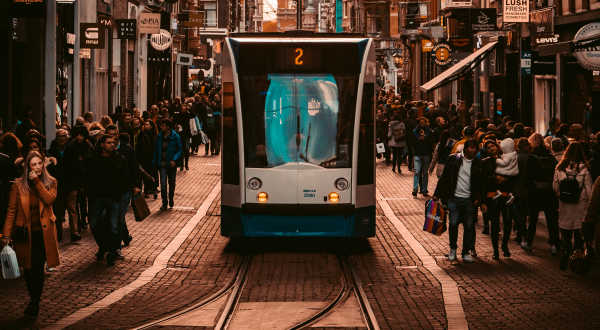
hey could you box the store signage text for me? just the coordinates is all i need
[431,43,452,66]
[534,34,560,45]
[574,22,600,71]
[139,13,161,34]
[80,23,105,49]
[148,53,171,66]
[504,0,529,23]
[12,0,46,18]
[521,52,531,75]
[470,9,497,31]
[116,19,137,40]
[150,29,172,51]
[184,13,205,28]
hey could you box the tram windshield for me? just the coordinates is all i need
[241,73,358,168]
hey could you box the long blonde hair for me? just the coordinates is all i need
[19,151,54,195]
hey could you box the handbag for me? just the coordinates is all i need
[1,245,20,279]
[570,245,594,276]
[132,194,151,222]
[423,199,447,236]
[12,225,28,243]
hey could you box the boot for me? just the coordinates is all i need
[169,188,175,208]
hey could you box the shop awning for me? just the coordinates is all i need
[539,33,600,56]
[420,41,498,92]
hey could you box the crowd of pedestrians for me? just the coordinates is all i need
[376,86,600,267]
[0,83,222,317]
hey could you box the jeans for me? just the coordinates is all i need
[53,189,78,236]
[391,147,403,171]
[24,230,46,305]
[182,138,191,167]
[413,155,431,192]
[448,197,475,256]
[527,190,560,247]
[117,191,132,247]
[487,197,512,250]
[88,196,120,259]
[160,166,177,206]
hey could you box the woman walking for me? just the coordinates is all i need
[144,120,159,198]
[387,114,406,173]
[552,142,593,270]
[2,151,59,318]
[429,130,456,178]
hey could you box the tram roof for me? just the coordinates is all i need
[228,31,367,40]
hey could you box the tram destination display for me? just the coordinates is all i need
[276,46,322,70]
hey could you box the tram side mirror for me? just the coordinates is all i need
[338,145,349,167]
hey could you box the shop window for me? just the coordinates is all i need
[201,1,217,27]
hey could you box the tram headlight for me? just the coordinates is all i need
[248,177,262,190]
[335,178,349,191]
[329,192,339,203]
[257,192,268,203]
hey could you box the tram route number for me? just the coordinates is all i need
[295,48,303,65]
[303,189,316,198]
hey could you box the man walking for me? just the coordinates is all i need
[433,139,481,263]
[48,129,82,242]
[410,117,435,196]
[83,134,132,266]
[153,119,183,210]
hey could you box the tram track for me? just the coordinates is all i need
[133,251,378,330]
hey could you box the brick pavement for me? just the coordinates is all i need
[376,160,600,329]
[2,154,600,330]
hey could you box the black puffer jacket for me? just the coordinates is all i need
[48,143,83,192]
[83,150,132,199]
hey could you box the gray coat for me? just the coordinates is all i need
[387,121,407,148]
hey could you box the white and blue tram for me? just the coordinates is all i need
[220,33,376,237]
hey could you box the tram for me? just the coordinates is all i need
[220,33,376,237]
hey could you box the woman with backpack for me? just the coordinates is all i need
[429,130,456,178]
[522,133,561,255]
[552,142,593,270]
[387,114,406,173]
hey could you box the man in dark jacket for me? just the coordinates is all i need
[48,129,83,242]
[128,117,152,171]
[514,138,530,243]
[410,118,436,196]
[153,119,183,210]
[69,127,95,231]
[522,138,560,255]
[175,104,196,170]
[433,139,481,263]
[105,125,142,258]
[403,111,420,171]
[84,133,132,266]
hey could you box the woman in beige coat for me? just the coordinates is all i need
[552,142,593,271]
[2,151,59,318]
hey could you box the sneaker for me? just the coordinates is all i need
[412,190,418,197]
[421,191,429,197]
[550,245,558,256]
[116,249,125,260]
[520,242,532,254]
[448,249,457,261]
[160,205,168,211]
[462,254,475,263]
[45,261,54,272]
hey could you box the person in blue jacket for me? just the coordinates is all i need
[410,117,436,196]
[152,119,183,210]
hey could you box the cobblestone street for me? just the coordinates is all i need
[1,155,600,330]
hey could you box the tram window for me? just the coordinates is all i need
[222,82,240,185]
[239,73,358,169]
[357,83,375,185]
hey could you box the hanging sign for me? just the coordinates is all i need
[12,0,46,18]
[177,53,194,66]
[184,13,205,28]
[504,0,529,23]
[80,49,91,59]
[98,14,114,28]
[521,52,531,75]
[470,9,497,31]
[178,14,190,22]
[80,23,105,49]
[431,43,452,66]
[449,37,472,52]
[531,51,556,75]
[422,40,433,52]
[574,22,600,71]
[148,53,171,66]
[139,13,161,34]
[150,29,172,51]
[116,19,137,40]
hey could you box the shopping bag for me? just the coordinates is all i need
[1,245,21,279]
[423,199,447,236]
[201,132,209,145]
[376,143,385,154]
[570,245,594,276]
[132,194,151,222]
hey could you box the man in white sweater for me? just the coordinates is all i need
[433,139,482,263]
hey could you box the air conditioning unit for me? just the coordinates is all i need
[441,0,473,10]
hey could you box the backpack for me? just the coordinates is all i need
[559,171,583,203]
[393,125,405,142]
[205,116,216,131]
[531,154,558,189]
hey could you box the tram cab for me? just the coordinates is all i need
[220,34,376,237]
